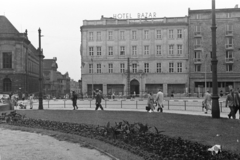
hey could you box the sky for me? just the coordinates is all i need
[1,0,239,81]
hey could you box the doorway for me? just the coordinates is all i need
[130,79,139,96]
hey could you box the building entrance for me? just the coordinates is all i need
[130,79,139,96]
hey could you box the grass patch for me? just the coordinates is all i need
[2,110,240,157]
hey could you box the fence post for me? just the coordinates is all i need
[90,100,91,108]
[64,99,66,108]
[48,100,50,108]
[184,100,186,110]
[168,100,169,110]
[136,100,138,109]
[121,100,122,108]
[105,100,107,108]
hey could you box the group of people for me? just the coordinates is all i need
[202,87,240,119]
[147,89,164,113]
[71,89,105,111]
[7,93,35,110]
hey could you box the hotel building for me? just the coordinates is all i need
[80,16,189,97]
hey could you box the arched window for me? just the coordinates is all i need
[3,78,12,92]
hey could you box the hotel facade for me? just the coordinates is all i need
[80,16,189,97]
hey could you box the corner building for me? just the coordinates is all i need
[81,16,189,97]
[188,8,240,95]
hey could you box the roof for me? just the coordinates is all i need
[189,8,240,14]
[43,59,58,70]
[0,16,19,34]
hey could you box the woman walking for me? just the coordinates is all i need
[147,92,155,113]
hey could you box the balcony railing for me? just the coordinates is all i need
[194,32,202,37]
[194,58,202,63]
[225,31,233,36]
[225,57,234,63]
[194,44,202,50]
[225,44,234,50]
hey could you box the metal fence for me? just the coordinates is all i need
[32,99,227,113]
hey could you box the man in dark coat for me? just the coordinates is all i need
[71,91,78,110]
[95,89,104,110]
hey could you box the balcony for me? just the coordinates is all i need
[225,44,234,50]
[193,58,202,64]
[225,31,233,36]
[225,57,234,63]
[194,32,202,37]
[194,44,202,50]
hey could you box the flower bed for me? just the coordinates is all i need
[7,117,240,160]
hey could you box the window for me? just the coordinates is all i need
[177,62,182,73]
[156,45,161,55]
[132,63,137,73]
[169,30,173,39]
[177,29,182,38]
[97,32,101,41]
[120,31,125,40]
[97,47,101,56]
[3,52,12,68]
[89,47,94,56]
[227,13,231,18]
[132,31,137,40]
[156,30,161,39]
[195,64,201,72]
[195,51,202,62]
[108,63,113,73]
[108,31,113,40]
[97,64,101,73]
[120,46,125,55]
[144,30,149,39]
[177,45,182,55]
[195,25,201,34]
[195,38,202,48]
[169,62,174,73]
[144,63,149,73]
[108,46,113,56]
[169,45,174,55]
[196,14,201,19]
[3,78,12,92]
[226,24,233,34]
[226,64,233,72]
[157,63,161,73]
[89,64,93,73]
[89,32,93,41]
[226,37,233,45]
[120,63,125,73]
[132,46,137,55]
[226,51,233,59]
[144,45,149,55]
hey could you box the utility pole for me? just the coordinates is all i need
[205,54,208,93]
[211,0,220,118]
[127,57,130,98]
[38,28,44,110]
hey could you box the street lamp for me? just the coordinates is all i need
[211,0,220,118]
[205,53,208,93]
[38,28,44,110]
[91,58,94,99]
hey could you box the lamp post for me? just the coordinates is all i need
[91,58,94,98]
[38,28,44,110]
[211,0,220,118]
[205,53,208,93]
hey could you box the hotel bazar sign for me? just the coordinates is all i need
[113,12,156,19]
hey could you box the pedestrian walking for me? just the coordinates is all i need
[155,89,164,112]
[203,90,212,114]
[225,89,237,119]
[233,90,240,119]
[95,89,104,110]
[147,92,155,113]
[29,94,34,109]
[71,91,78,110]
